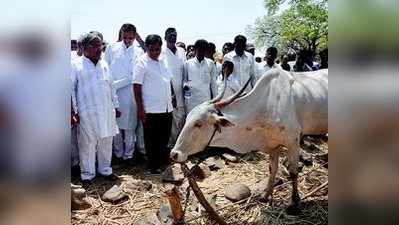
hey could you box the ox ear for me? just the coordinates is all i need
[214,115,235,127]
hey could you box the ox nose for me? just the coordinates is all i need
[170,151,179,161]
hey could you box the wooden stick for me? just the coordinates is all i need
[180,163,228,225]
[165,186,184,224]
[301,181,328,200]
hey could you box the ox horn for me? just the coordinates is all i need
[214,75,252,109]
[210,71,228,103]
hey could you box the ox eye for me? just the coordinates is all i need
[194,122,202,128]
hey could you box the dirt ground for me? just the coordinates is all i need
[72,136,328,225]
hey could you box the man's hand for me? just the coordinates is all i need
[115,109,122,118]
[137,107,146,124]
[71,113,80,127]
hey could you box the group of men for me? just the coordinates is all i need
[70,23,328,184]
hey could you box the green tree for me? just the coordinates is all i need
[247,0,327,56]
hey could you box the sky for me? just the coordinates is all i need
[71,0,267,53]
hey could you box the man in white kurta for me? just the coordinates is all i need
[183,39,217,114]
[255,46,281,82]
[216,60,241,99]
[223,35,256,92]
[160,28,186,145]
[104,24,143,162]
[71,33,119,182]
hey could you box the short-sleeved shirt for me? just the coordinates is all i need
[133,54,173,113]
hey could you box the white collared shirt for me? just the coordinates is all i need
[223,51,256,92]
[160,46,186,108]
[133,54,173,113]
[183,57,217,113]
[71,56,119,140]
[104,41,144,129]
[216,73,241,99]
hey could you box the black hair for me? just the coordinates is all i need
[187,44,195,52]
[266,47,278,57]
[208,42,216,52]
[222,60,234,71]
[118,24,136,41]
[194,39,209,50]
[234,35,247,44]
[165,27,176,37]
[145,34,163,47]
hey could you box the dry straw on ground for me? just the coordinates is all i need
[72,136,328,225]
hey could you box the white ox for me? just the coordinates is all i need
[170,68,328,213]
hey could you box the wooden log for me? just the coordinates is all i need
[180,163,228,225]
[165,185,185,224]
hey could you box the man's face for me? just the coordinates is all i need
[234,40,246,53]
[222,64,233,76]
[147,42,162,60]
[282,56,289,63]
[265,51,276,65]
[165,31,177,44]
[196,47,207,59]
[222,45,232,55]
[122,31,135,47]
[84,38,102,62]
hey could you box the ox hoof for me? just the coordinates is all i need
[286,204,302,215]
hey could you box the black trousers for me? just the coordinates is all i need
[143,112,173,170]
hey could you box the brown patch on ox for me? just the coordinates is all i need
[246,127,253,131]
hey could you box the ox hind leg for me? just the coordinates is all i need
[260,150,280,203]
[286,140,302,215]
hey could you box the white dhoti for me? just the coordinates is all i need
[78,129,113,181]
[113,129,135,160]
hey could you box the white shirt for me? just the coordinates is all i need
[133,54,173,113]
[255,62,281,82]
[215,62,222,76]
[160,46,186,108]
[223,51,256,92]
[71,51,80,61]
[71,56,119,141]
[104,41,143,129]
[183,57,217,113]
[216,73,241,99]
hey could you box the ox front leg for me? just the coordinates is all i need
[286,142,302,215]
[261,151,279,203]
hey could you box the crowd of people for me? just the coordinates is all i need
[70,23,328,185]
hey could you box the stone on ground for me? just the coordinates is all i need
[224,183,251,202]
[134,212,162,225]
[71,184,91,210]
[101,185,128,203]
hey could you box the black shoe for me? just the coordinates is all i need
[125,158,138,167]
[81,179,94,188]
[100,173,119,181]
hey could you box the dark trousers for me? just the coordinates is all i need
[143,112,173,170]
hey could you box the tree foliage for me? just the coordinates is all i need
[247,0,328,56]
